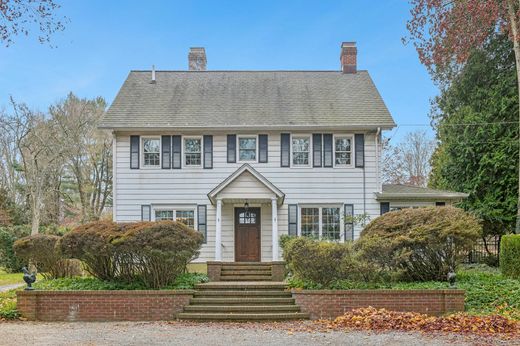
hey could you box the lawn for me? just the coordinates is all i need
[0,269,43,286]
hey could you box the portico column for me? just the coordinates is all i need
[271,197,279,261]
[215,198,222,261]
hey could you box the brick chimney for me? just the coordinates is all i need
[188,47,207,71]
[340,42,357,73]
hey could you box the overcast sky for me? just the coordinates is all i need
[0,0,437,141]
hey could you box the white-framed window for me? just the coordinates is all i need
[184,137,202,167]
[238,136,257,162]
[155,210,174,221]
[299,205,342,241]
[301,207,319,238]
[142,137,160,167]
[321,207,341,240]
[154,208,196,228]
[292,135,311,166]
[176,210,195,228]
[334,135,352,166]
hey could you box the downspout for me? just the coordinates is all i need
[376,127,381,192]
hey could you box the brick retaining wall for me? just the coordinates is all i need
[17,290,194,321]
[292,289,465,319]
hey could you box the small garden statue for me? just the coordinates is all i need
[447,268,456,288]
[22,266,36,290]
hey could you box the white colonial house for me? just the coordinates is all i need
[100,43,467,263]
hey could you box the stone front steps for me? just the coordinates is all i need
[220,263,273,282]
[177,280,309,321]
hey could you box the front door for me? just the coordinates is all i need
[234,207,261,262]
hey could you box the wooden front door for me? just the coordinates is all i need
[234,207,261,262]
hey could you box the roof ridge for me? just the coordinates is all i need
[130,70,370,73]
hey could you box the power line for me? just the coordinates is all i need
[397,121,520,127]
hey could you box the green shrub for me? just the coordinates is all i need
[0,289,19,320]
[13,234,82,279]
[114,221,204,289]
[0,227,28,272]
[61,221,204,289]
[282,237,360,286]
[356,206,481,282]
[60,221,122,281]
[500,234,520,279]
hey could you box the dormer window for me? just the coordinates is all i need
[238,136,257,162]
[142,137,160,167]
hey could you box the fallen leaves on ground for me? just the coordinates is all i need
[318,307,519,339]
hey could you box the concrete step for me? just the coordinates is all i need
[220,275,273,281]
[190,297,295,305]
[221,270,272,276]
[177,312,309,321]
[196,282,287,290]
[183,305,301,313]
[194,290,291,297]
[221,265,271,271]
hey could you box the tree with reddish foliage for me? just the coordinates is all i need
[406,0,520,233]
[0,0,66,47]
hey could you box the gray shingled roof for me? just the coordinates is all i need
[375,184,469,201]
[100,70,395,129]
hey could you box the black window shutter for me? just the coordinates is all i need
[280,133,290,167]
[141,205,151,221]
[344,204,354,241]
[197,205,207,243]
[203,135,213,169]
[380,202,390,215]
[355,134,365,168]
[288,204,298,236]
[259,134,268,163]
[313,134,322,167]
[323,134,333,167]
[161,136,171,169]
[130,135,140,169]
[227,135,236,163]
[172,135,181,169]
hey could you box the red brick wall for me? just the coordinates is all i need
[17,290,194,321]
[292,289,465,319]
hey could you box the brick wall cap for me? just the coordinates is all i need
[17,289,196,296]
[291,289,465,295]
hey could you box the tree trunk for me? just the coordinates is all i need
[508,0,520,234]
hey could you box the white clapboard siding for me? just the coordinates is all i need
[114,130,381,261]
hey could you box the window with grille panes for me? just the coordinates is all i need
[142,138,160,167]
[334,136,352,166]
[292,136,310,166]
[184,137,202,166]
[301,207,319,238]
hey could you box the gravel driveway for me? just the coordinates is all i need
[0,321,514,346]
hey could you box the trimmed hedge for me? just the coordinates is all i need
[13,234,82,279]
[60,221,204,289]
[356,206,481,282]
[500,234,520,279]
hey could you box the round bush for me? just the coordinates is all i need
[282,236,355,286]
[61,221,204,289]
[500,234,520,279]
[13,234,81,279]
[114,221,204,289]
[60,221,122,281]
[356,206,481,282]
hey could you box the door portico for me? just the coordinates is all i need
[207,164,285,262]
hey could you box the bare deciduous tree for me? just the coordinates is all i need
[382,130,436,187]
[0,0,67,46]
[51,93,112,222]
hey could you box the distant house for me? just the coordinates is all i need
[100,43,467,263]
